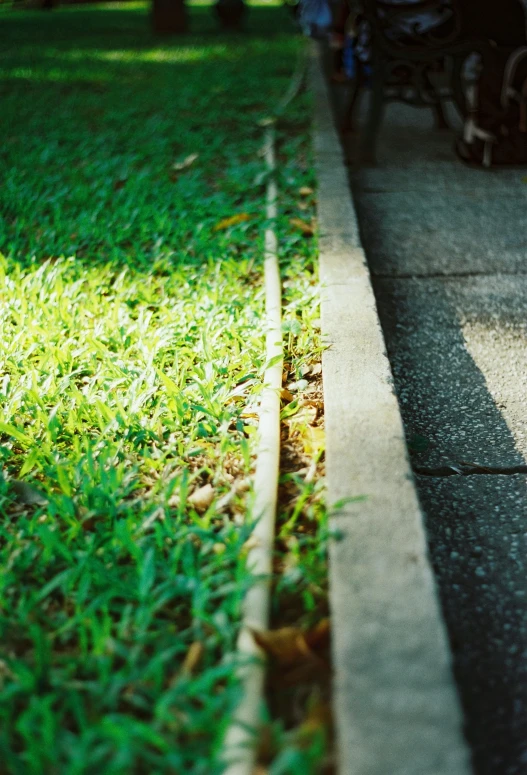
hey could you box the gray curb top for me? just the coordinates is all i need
[311,44,472,775]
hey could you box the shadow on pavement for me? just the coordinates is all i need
[339,84,527,774]
[372,277,527,775]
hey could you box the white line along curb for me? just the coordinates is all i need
[221,49,306,772]
[311,43,472,775]
[221,125,283,775]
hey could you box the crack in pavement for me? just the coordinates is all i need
[374,271,527,280]
[414,461,527,477]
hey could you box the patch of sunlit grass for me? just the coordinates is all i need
[0,2,324,772]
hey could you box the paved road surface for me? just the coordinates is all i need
[346,99,527,775]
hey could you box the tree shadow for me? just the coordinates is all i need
[2,3,293,49]
[0,3,301,273]
[363,270,527,774]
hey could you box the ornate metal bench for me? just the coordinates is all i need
[344,0,483,162]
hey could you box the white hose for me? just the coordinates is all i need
[222,125,282,774]
[221,49,306,774]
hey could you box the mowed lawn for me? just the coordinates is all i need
[0,3,324,773]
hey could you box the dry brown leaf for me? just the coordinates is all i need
[289,218,314,237]
[188,483,215,512]
[172,153,199,171]
[252,620,331,689]
[180,641,204,677]
[298,201,309,211]
[241,411,259,419]
[301,425,325,455]
[251,626,313,667]
[310,362,322,376]
[299,186,314,196]
[213,213,251,231]
[304,618,331,651]
[281,387,295,403]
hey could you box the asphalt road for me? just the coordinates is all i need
[347,100,527,775]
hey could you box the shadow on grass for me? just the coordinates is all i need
[3,3,295,48]
[1,2,304,272]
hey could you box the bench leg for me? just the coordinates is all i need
[361,64,385,164]
[343,72,361,132]
[433,100,449,130]
[451,54,468,118]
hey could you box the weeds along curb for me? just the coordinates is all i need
[222,51,306,772]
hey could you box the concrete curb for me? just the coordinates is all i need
[311,44,472,775]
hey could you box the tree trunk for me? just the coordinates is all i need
[152,0,188,34]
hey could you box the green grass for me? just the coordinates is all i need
[0,3,324,772]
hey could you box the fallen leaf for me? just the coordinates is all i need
[298,201,309,211]
[213,213,251,231]
[252,620,331,690]
[180,641,204,676]
[252,619,330,664]
[299,186,314,196]
[304,618,330,651]
[251,626,313,667]
[172,153,199,171]
[289,217,314,236]
[302,397,324,410]
[301,425,325,455]
[241,411,259,419]
[310,363,322,376]
[188,483,215,511]
[281,387,295,403]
